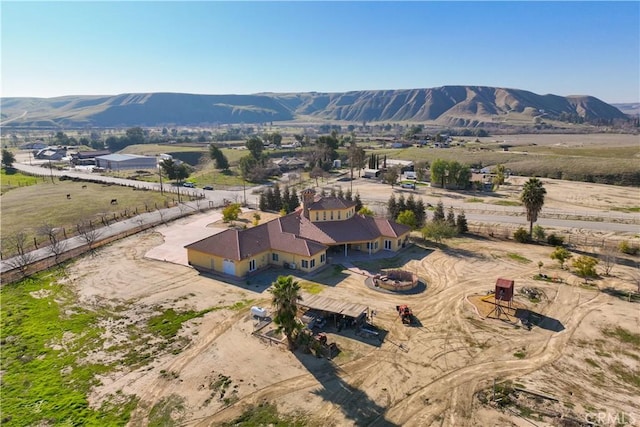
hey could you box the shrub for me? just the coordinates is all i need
[513,227,530,243]
[551,246,573,269]
[619,240,639,255]
[547,233,564,246]
[533,225,546,241]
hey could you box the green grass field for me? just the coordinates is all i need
[0,269,139,426]
[1,169,44,194]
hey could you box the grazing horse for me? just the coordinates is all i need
[110,199,118,205]
[67,194,71,199]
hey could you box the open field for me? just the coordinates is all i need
[0,178,176,256]
[2,214,638,426]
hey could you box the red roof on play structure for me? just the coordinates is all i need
[495,278,514,289]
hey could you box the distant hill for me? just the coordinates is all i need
[0,86,628,128]
[612,103,640,116]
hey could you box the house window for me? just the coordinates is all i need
[310,259,315,268]
[385,240,392,250]
[320,253,326,263]
[338,211,341,219]
[323,212,326,220]
[398,239,401,247]
[315,212,319,221]
[330,211,334,220]
[249,259,256,271]
[375,241,379,249]
[302,260,309,268]
[366,242,371,249]
[272,253,279,261]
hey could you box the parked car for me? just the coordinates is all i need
[401,182,416,189]
[202,185,214,190]
[183,182,195,188]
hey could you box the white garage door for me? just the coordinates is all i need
[223,259,235,275]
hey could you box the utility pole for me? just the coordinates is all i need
[242,179,246,206]
[48,160,54,184]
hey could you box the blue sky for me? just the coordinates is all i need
[2,1,638,103]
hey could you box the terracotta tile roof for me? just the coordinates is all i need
[186,197,411,259]
[280,211,411,245]
[185,229,242,260]
[185,216,326,260]
[307,196,356,211]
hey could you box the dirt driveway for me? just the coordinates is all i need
[60,199,640,426]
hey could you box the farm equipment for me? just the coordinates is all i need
[396,305,413,325]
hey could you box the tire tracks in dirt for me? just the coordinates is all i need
[381,289,608,427]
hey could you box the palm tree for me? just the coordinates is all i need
[520,178,546,238]
[270,275,303,350]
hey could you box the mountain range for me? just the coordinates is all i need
[0,86,629,128]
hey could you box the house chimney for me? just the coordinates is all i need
[300,188,316,219]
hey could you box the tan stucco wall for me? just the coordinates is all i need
[309,207,355,223]
[187,248,327,278]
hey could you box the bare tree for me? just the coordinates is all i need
[4,232,36,277]
[599,244,617,276]
[158,208,168,225]
[77,221,102,254]
[39,223,67,264]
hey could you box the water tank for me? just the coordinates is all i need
[251,306,267,318]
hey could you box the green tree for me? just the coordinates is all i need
[421,221,457,244]
[433,201,445,222]
[533,225,546,242]
[383,166,400,188]
[550,246,572,269]
[2,149,16,168]
[456,210,468,234]
[348,141,366,179]
[492,164,506,190]
[415,160,429,182]
[246,136,264,159]
[125,127,145,145]
[521,178,546,238]
[209,145,229,170]
[446,206,456,227]
[288,188,300,213]
[222,203,242,223]
[354,192,363,212]
[572,255,599,284]
[238,155,258,180]
[358,206,374,216]
[270,275,303,350]
[397,210,418,229]
[387,194,398,220]
[430,158,448,188]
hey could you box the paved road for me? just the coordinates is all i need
[3,161,638,277]
[10,162,640,234]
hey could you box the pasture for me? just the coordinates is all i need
[0,179,175,257]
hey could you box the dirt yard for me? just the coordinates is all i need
[61,180,639,427]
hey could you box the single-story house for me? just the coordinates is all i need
[95,154,158,170]
[35,147,67,160]
[185,189,411,278]
[272,156,306,171]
